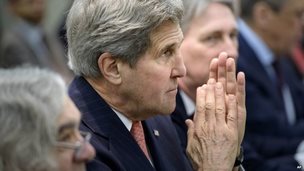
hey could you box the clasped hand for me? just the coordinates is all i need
[186,52,246,171]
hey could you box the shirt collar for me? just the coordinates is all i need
[112,108,132,131]
[179,90,195,116]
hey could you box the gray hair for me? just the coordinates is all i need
[181,0,238,33]
[240,0,287,20]
[66,0,184,78]
[0,67,66,171]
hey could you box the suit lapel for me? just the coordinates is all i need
[281,58,304,120]
[170,91,190,151]
[69,76,154,171]
[238,34,283,106]
[171,91,188,125]
[144,116,192,171]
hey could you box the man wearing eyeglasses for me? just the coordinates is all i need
[0,68,96,171]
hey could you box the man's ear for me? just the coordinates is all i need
[97,52,122,85]
[253,2,275,29]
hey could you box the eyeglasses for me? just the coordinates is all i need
[55,131,92,159]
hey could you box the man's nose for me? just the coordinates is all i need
[171,51,187,78]
[74,142,96,162]
[223,37,238,59]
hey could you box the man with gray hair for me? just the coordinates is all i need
[237,0,304,170]
[66,0,246,170]
[0,67,96,171]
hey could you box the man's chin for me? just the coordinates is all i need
[160,103,176,116]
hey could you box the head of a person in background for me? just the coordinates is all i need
[66,0,186,120]
[178,0,238,100]
[240,0,304,56]
[0,67,95,171]
[8,0,45,24]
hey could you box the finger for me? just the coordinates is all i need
[205,78,216,123]
[217,52,228,92]
[237,72,246,145]
[226,57,237,95]
[194,84,207,129]
[185,119,197,165]
[226,94,237,129]
[236,72,246,108]
[209,58,218,80]
[186,119,195,144]
[215,82,226,124]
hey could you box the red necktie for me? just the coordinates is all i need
[131,121,150,160]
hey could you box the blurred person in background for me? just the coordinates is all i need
[291,23,304,82]
[237,0,304,170]
[171,1,245,170]
[0,0,73,82]
[0,67,95,171]
[57,0,74,50]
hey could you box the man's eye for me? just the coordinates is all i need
[205,35,220,42]
[163,49,173,57]
[230,32,238,40]
[200,34,221,46]
[58,131,76,142]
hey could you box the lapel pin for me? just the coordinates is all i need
[153,130,160,137]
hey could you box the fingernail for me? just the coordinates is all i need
[215,82,222,89]
[220,52,228,58]
[208,78,215,84]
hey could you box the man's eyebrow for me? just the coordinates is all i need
[163,44,175,50]
[163,38,184,50]
[58,122,77,133]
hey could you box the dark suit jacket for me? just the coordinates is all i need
[171,91,193,152]
[237,33,304,171]
[68,76,193,171]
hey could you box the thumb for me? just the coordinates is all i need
[186,119,194,142]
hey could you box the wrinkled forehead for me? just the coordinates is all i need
[190,3,237,32]
[150,21,183,45]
